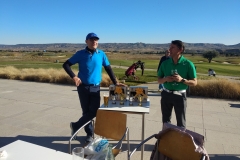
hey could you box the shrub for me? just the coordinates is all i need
[0,66,117,87]
[190,79,240,100]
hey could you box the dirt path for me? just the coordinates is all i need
[111,65,155,71]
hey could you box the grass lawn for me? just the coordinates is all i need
[109,55,240,77]
[1,52,240,83]
[1,52,239,99]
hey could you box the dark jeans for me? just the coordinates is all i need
[74,84,100,136]
[161,90,187,127]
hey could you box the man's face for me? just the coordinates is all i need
[169,44,182,58]
[85,38,98,50]
[165,50,170,57]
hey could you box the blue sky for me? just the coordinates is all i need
[1,0,239,45]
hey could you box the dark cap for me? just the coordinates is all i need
[86,33,99,40]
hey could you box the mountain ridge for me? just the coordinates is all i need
[1,42,240,53]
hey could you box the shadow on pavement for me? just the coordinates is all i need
[0,136,155,154]
[2,137,240,159]
[229,103,240,108]
[209,154,240,160]
[0,135,85,153]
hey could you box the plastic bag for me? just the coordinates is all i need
[106,144,115,160]
[84,137,109,156]
[85,144,115,160]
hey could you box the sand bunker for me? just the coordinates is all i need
[222,62,230,64]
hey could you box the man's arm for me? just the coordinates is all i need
[62,60,75,78]
[182,78,197,86]
[172,74,197,86]
[104,65,117,84]
[157,61,174,84]
[104,65,126,86]
[158,76,175,84]
[62,60,81,86]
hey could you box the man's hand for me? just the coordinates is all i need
[171,74,183,82]
[158,76,175,84]
[115,82,127,87]
[164,76,175,82]
[73,76,82,86]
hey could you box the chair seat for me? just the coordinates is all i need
[159,129,203,160]
[128,123,208,160]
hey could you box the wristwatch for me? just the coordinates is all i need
[181,78,186,83]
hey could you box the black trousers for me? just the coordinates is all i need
[74,84,100,136]
[161,90,187,127]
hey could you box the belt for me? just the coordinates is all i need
[163,88,186,93]
[82,83,100,86]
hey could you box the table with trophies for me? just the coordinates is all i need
[100,85,150,160]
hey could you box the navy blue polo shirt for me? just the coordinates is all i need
[68,48,110,85]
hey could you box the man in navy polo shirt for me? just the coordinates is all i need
[63,32,125,143]
[157,50,170,92]
[157,40,197,128]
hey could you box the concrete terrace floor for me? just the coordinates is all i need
[0,79,240,159]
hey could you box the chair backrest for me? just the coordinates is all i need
[94,110,127,140]
[158,129,203,160]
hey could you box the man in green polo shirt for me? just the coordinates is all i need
[157,40,197,127]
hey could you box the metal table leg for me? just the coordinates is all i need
[141,113,145,160]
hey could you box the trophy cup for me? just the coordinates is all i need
[111,95,116,104]
[134,87,147,107]
[129,86,148,103]
[114,86,126,105]
[120,94,124,105]
[138,95,143,106]
[129,96,133,106]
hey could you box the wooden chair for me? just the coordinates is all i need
[69,110,130,159]
[129,128,207,160]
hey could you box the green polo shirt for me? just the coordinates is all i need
[157,55,197,91]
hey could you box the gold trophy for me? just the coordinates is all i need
[138,95,143,106]
[129,96,133,106]
[134,88,147,107]
[120,94,124,105]
[111,95,116,104]
[114,86,126,105]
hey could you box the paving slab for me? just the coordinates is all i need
[0,79,240,159]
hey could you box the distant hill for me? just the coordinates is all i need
[0,42,240,54]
